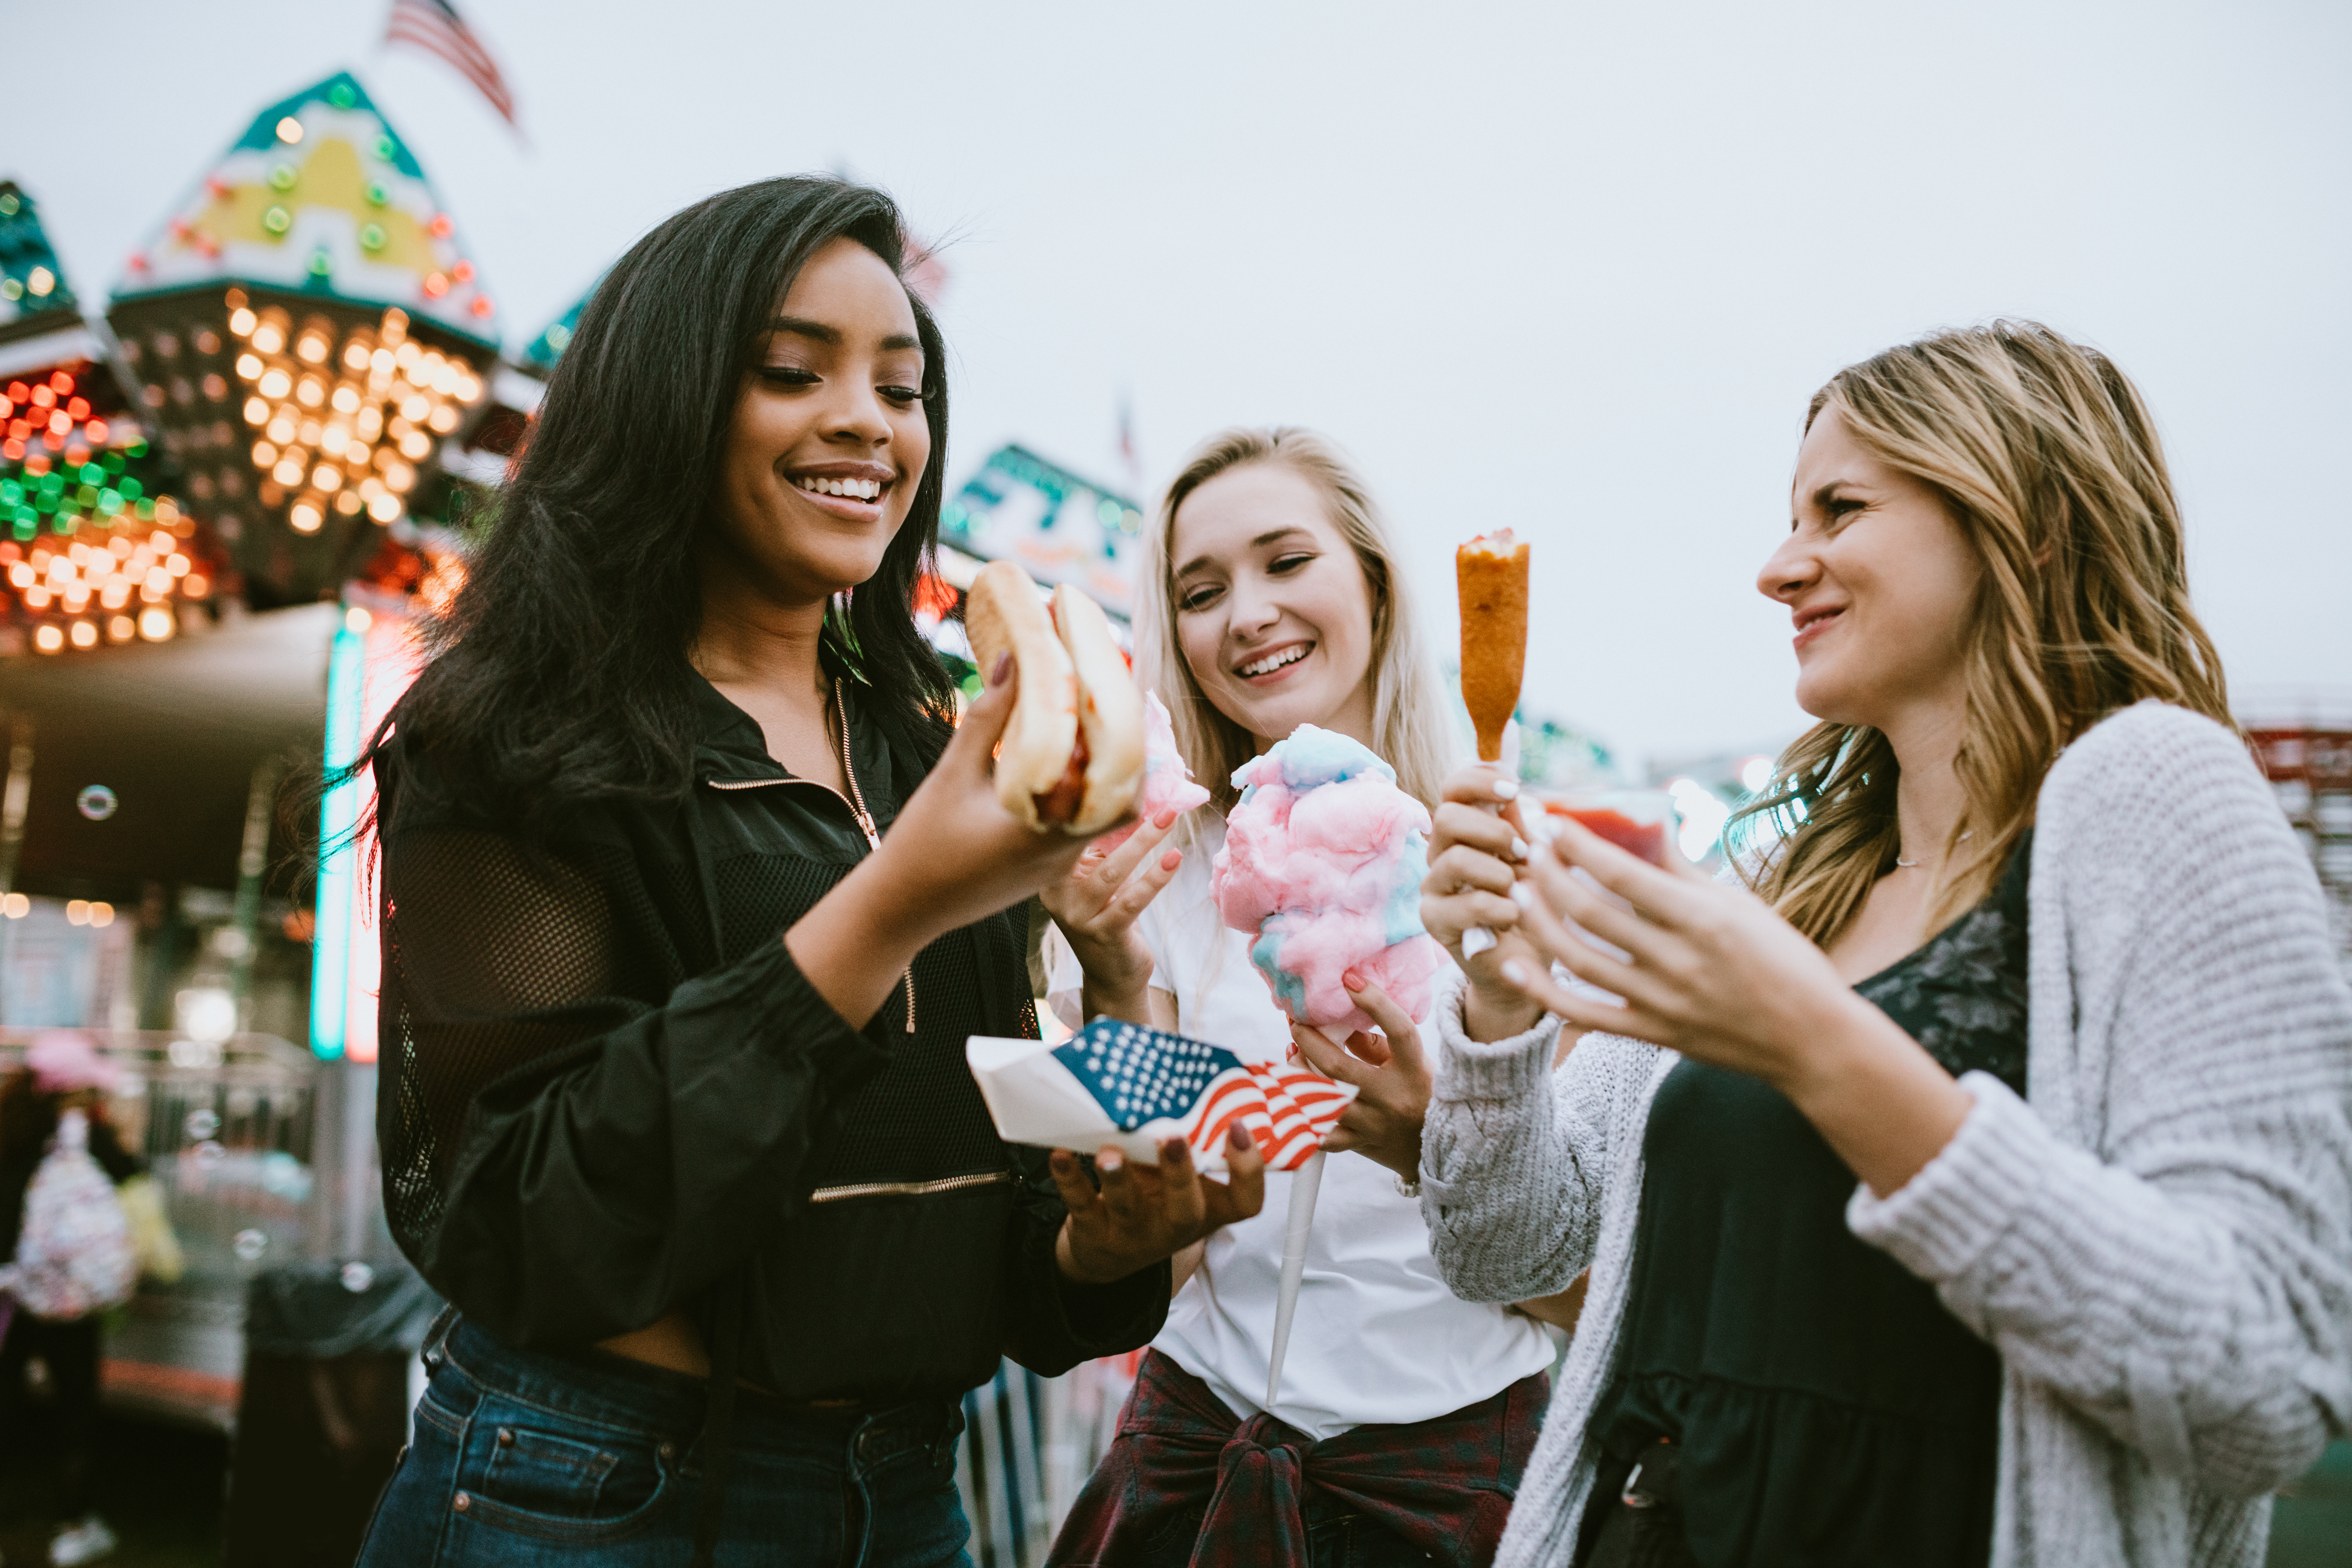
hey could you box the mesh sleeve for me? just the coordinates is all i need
[378,822,892,1345]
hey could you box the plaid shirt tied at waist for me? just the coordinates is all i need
[1050,1348,1547,1568]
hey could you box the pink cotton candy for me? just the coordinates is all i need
[1094,691,1212,851]
[1210,725,1446,1035]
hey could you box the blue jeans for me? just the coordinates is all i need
[357,1314,975,1567]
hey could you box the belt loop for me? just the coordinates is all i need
[689,1277,746,1568]
[420,1304,460,1367]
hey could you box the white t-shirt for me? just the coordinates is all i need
[1046,816,1554,1442]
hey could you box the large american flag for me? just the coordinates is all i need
[386,0,518,127]
[1053,1021,1351,1172]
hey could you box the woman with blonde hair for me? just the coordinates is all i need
[1417,321,2352,1567]
[1043,427,1567,1566]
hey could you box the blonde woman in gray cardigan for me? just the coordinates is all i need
[1412,321,2352,1568]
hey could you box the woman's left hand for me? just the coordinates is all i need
[1500,818,1973,1196]
[1288,978,1430,1181]
[1499,818,1857,1093]
[1050,1125,1267,1285]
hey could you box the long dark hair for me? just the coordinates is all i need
[373,176,954,842]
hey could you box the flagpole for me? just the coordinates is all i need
[1264,1149,1325,1410]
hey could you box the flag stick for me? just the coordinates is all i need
[1264,1149,1326,1410]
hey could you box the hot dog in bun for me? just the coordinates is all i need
[963,560,1146,834]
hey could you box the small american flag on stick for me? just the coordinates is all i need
[967,1021,1354,1172]
[386,0,519,128]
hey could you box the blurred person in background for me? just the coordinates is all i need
[0,1032,146,1567]
[1044,428,1570,1567]
[1416,320,2352,1567]
[345,176,1260,1568]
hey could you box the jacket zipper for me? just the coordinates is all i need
[830,680,916,1034]
[805,1170,1014,1205]
[704,681,915,1034]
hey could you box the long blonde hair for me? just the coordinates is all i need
[1729,320,2232,943]
[1134,427,1456,836]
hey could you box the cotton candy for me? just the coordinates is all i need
[1210,726,1446,1035]
[1094,691,1212,851]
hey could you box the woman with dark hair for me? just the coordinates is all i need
[352,176,1263,1568]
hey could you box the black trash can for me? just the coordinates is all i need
[224,1262,440,1567]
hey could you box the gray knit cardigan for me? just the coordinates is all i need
[1419,701,2352,1567]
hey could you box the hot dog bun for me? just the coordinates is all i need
[1052,583,1146,835]
[965,560,1079,831]
[962,563,1146,834]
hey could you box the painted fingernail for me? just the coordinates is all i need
[1162,1138,1187,1163]
[1511,882,1536,909]
[1343,970,1364,992]
[1163,851,1183,871]
[1492,778,1519,800]
[1510,837,1528,861]
[990,652,1012,685]
[1501,960,1528,985]
[1156,809,1177,828]
[1098,1149,1122,1172]
[1228,1124,1252,1149]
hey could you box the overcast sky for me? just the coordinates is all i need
[15,0,2350,768]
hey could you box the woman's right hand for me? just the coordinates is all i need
[1040,808,1185,1023]
[1422,763,1547,1042]
[790,658,1101,1025]
[875,657,1105,933]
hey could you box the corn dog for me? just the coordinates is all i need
[1457,530,1530,762]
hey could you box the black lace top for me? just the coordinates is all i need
[1582,832,2033,1567]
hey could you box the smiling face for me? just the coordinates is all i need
[1758,405,1985,733]
[1169,461,1379,749]
[704,236,930,605]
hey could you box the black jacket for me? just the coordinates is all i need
[373,673,1167,1399]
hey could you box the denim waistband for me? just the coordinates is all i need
[428,1311,961,1458]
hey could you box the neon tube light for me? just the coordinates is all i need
[309,618,366,1059]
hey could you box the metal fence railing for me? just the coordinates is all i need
[958,1353,1141,1568]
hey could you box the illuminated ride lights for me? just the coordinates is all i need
[0,183,224,657]
[1,181,73,328]
[0,374,215,655]
[107,71,497,606]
